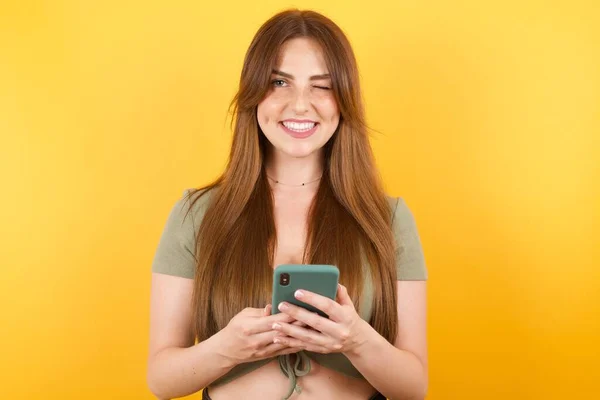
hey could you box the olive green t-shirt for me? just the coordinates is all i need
[151,188,428,392]
[152,188,428,281]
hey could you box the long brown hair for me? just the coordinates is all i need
[188,9,398,343]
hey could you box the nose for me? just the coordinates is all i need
[292,87,309,114]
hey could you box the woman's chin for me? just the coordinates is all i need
[273,143,321,159]
[263,129,331,159]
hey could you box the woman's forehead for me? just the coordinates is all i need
[274,38,329,77]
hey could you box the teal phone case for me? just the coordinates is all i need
[271,264,339,318]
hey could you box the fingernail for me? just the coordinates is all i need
[278,302,288,311]
[274,338,281,344]
[272,323,281,330]
[294,290,304,298]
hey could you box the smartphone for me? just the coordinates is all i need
[271,264,339,318]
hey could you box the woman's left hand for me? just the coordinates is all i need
[272,284,372,355]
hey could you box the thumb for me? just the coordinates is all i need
[336,284,353,306]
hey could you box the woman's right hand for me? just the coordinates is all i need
[215,304,305,365]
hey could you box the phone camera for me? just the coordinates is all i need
[280,273,290,286]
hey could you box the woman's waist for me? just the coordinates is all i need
[207,358,376,400]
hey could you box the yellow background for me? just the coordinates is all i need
[1,0,598,399]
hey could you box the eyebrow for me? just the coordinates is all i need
[272,69,331,81]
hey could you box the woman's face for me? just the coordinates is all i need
[257,37,340,159]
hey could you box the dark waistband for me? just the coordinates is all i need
[202,387,386,400]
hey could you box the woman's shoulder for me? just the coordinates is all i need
[384,194,398,211]
[151,187,216,279]
[181,186,215,211]
[161,186,217,237]
[384,194,419,235]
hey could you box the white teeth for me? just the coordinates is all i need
[282,121,316,131]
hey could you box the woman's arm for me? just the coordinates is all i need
[147,273,235,399]
[147,273,303,399]
[344,281,428,400]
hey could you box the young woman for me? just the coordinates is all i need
[147,9,428,400]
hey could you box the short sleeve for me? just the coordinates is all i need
[151,189,207,279]
[392,197,428,281]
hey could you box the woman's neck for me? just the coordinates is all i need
[264,148,324,192]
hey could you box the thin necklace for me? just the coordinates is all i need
[266,174,323,187]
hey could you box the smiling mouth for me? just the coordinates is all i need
[279,121,319,139]
[280,121,318,132]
